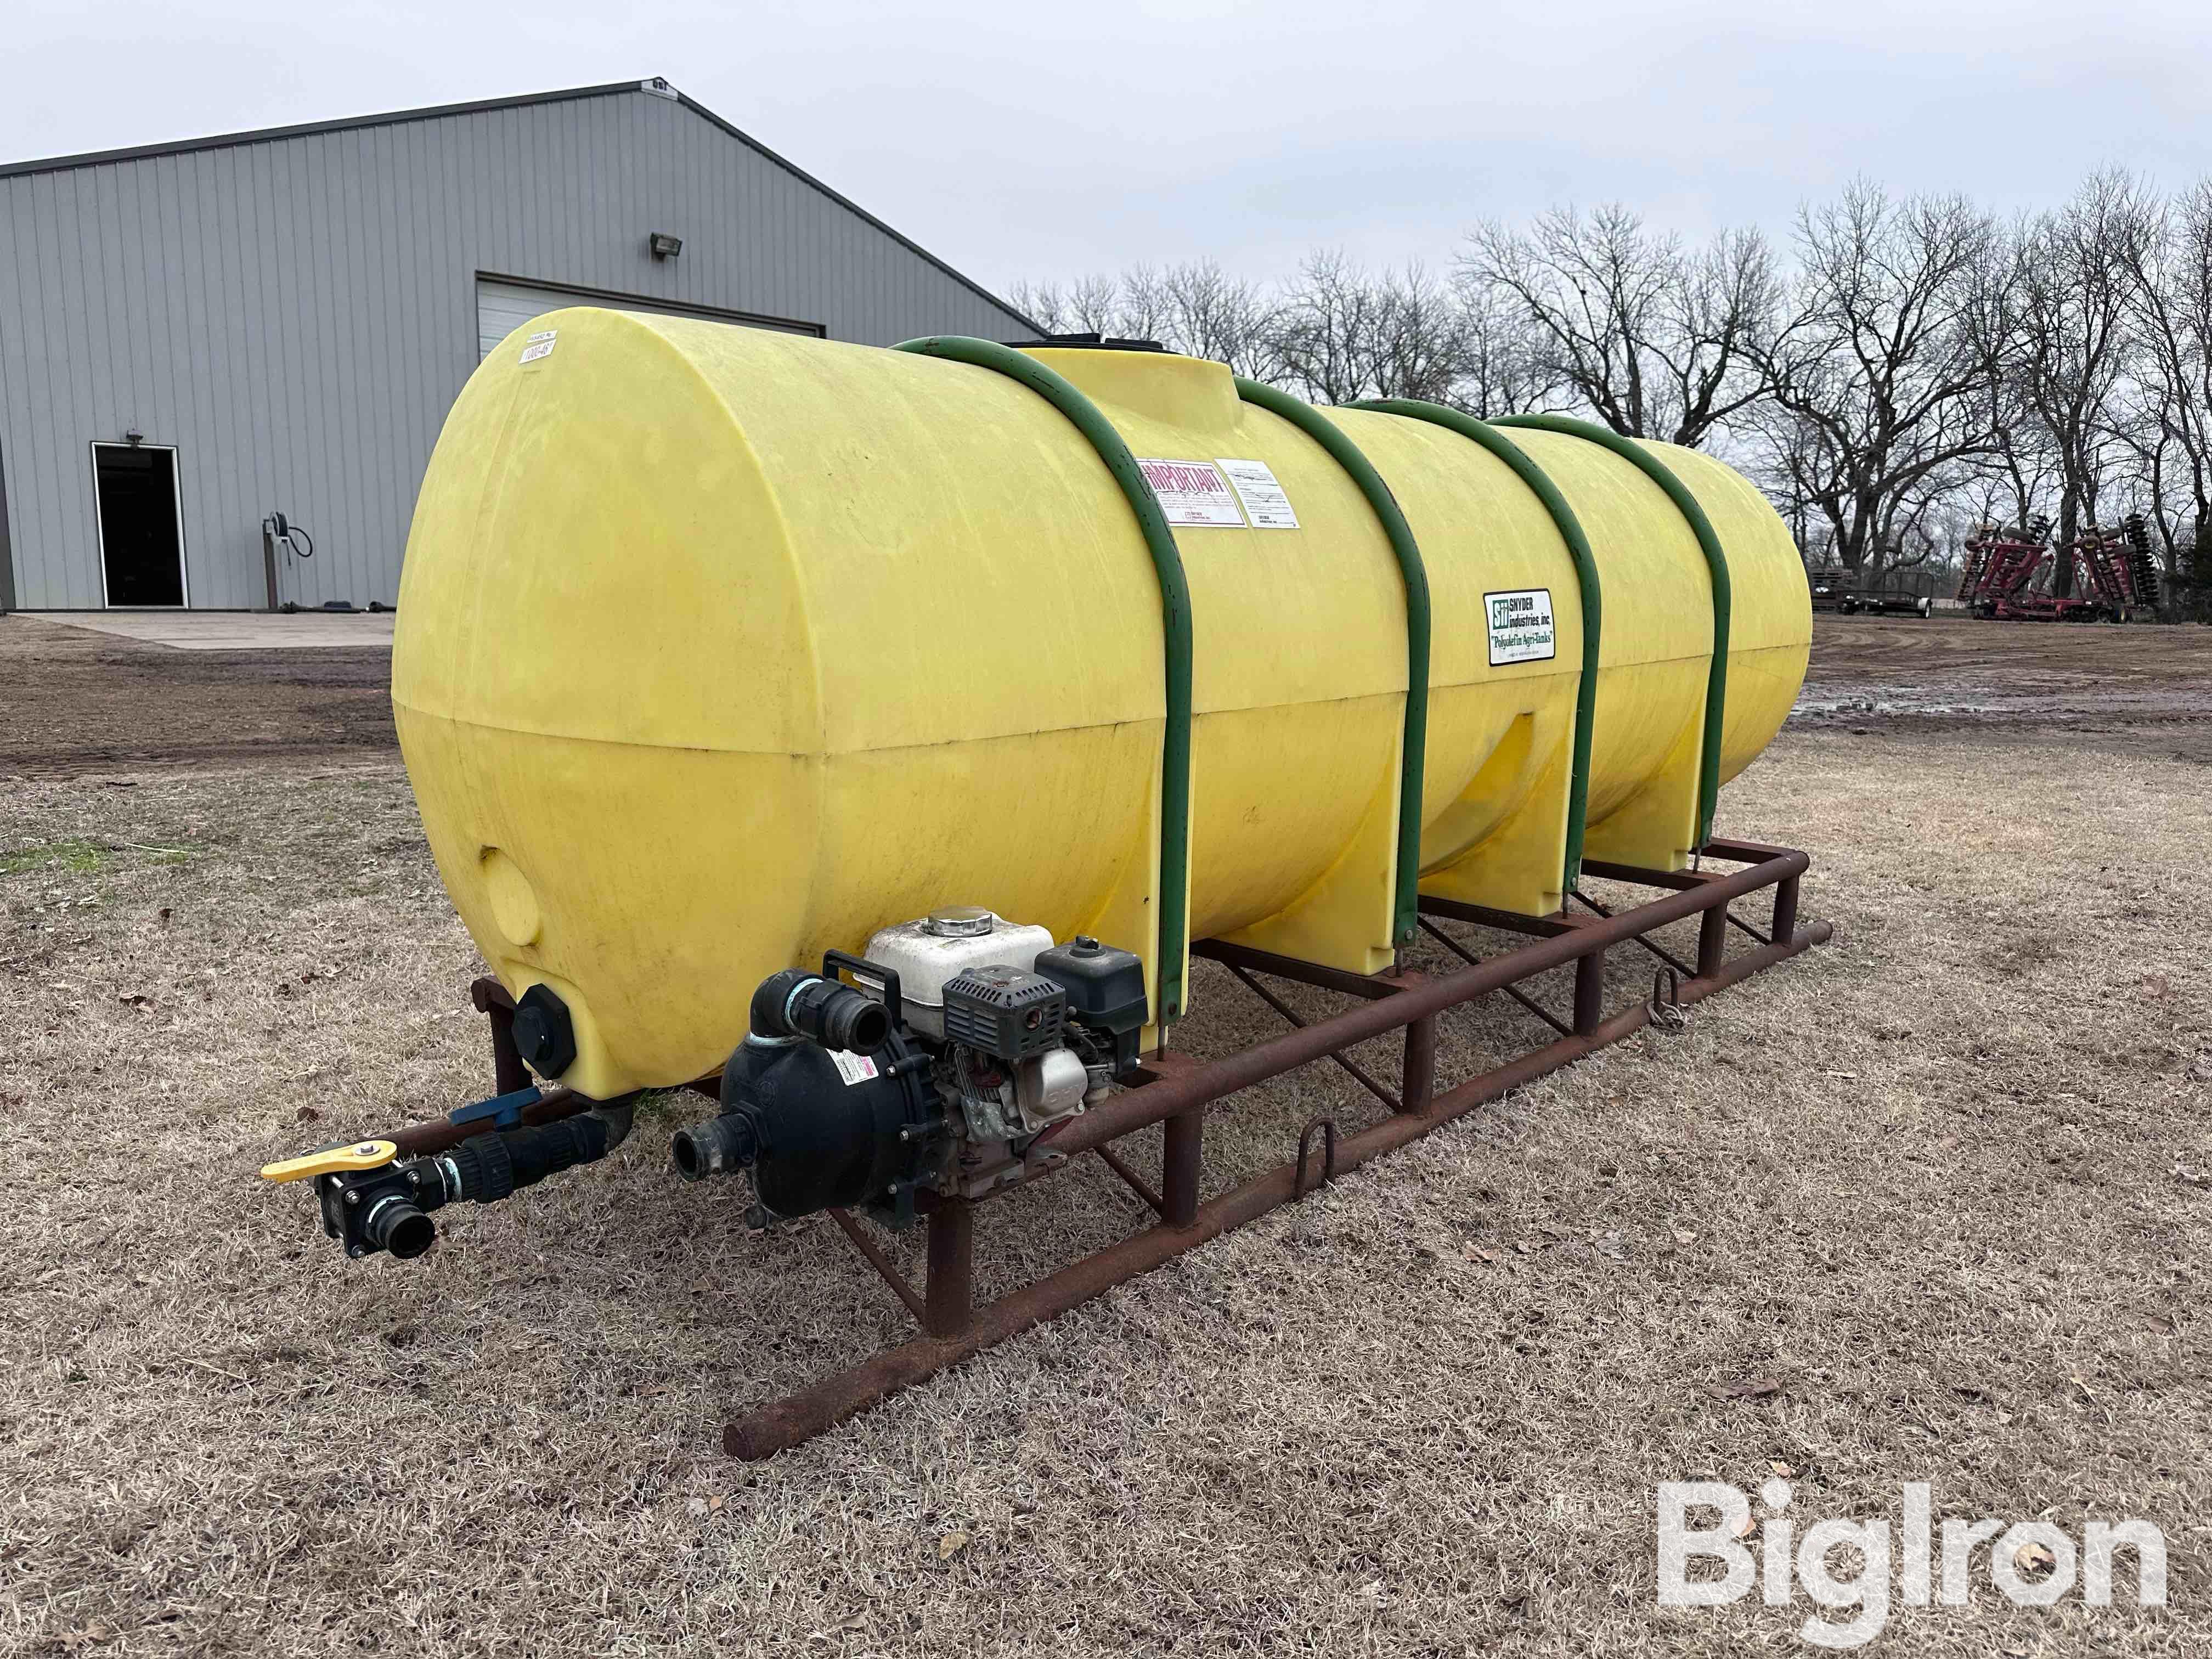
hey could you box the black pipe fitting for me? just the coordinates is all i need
[749,970,889,1053]
[442,1109,622,1203]
[670,1112,760,1182]
[362,1193,437,1260]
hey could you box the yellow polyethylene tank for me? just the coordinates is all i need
[1648,440,1817,788]
[1310,414,1808,897]
[395,315,1808,1099]
[1019,346,1407,977]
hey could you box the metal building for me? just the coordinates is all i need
[0,78,1032,613]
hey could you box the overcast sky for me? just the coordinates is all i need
[7,1,2208,295]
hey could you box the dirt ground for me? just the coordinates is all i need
[0,615,393,779]
[1,612,2207,1655]
[1795,612,2212,758]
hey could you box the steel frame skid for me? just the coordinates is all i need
[439,841,1826,1459]
[820,841,1830,1455]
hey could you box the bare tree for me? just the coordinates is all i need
[1678,227,1783,442]
[1009,262,1280,374]
[2007,170,2158,588]
[1005,273,1128,337]
[1748,183,2012,580]
[1009,168,2212,610]
[1459,204,1776,447]
[2114,177,2212,601]
[1451,283,1564,417]
[1107,264,1174,344]
[1265,251,1375,403]
[1149,261,1281,375]
[1746,400,1850,562]
[1975,371,2062,535]
[1269,252,1470,404]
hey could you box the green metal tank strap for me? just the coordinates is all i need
[1235,379,1431,947]
[1351,400,1601,891]
[1491,414,1732,847]
[893,335,1195,1022]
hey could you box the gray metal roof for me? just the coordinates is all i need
[0,77,1033,329]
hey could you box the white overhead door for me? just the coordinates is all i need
[474,278,816,359]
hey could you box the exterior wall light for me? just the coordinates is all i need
[649,232,682,259]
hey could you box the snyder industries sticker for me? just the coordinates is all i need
[1215,458,1299,528]
[830,1050,880,1087]
[518,329,557,364]
[1136,458,1247,528]
[1485,588,1557,665]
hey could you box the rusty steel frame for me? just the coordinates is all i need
[701,838,1830,1460]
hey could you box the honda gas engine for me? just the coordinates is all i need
[670,907,1147,1226]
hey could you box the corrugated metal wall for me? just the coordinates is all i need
[0,86,1031,610]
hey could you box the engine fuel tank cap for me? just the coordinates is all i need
[924,906,995,938]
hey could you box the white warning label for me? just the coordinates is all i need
[830,1050,879,1087]
[1136,458,1246,528]
[1485,588,1557,666]
[1215,458,1299,529]
[518,329,557,364]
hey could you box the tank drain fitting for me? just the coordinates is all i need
[511,984,578,1078]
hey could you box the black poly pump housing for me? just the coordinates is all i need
[671,958,938,1224]
[705,1037,932,1220]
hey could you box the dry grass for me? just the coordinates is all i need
[2,719,2209,1655]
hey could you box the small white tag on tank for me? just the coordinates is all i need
[1485,588,1558,665]
[1136,458,1246,527]
[519,329,557,364]
[1216,458,1299,528]
[830,1049,880,1086]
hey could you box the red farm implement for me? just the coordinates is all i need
[1959,515,2163,621]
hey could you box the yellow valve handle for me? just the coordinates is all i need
[258,1139,400,1184]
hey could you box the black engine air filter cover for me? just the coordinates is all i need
[940,965,1067,1060]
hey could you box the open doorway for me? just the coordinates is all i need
[92,442,187,607]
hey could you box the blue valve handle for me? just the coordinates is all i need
[447,1085,543,1132]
